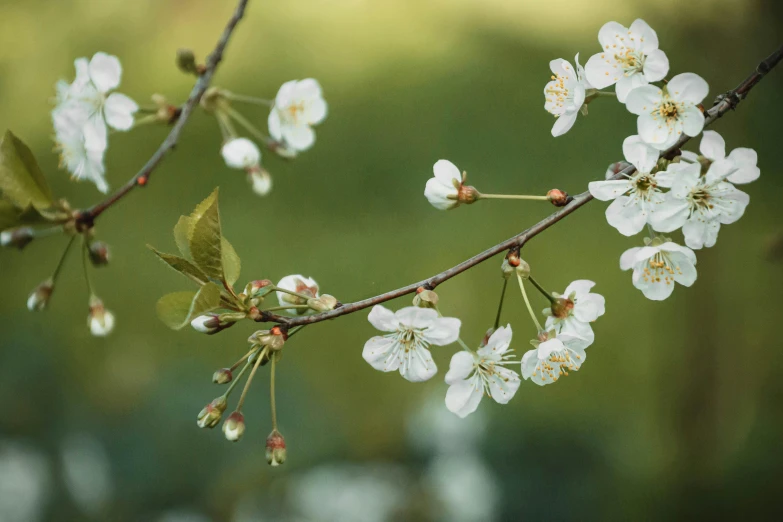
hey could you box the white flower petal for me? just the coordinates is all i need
[625,85,661,115]
[445,380,483,418]
[445,351,476,385]
[362,336,400,372]
[394,306,438,329]
[699,130,726,161]
[423,317,461,346]
[551,111,578,137]
[588,180,629,201]
[401,346,437,382]
[642,49,669,82]
[281,124,315,151]
[367,305,398,332]
[616,73,648,104]
[488,369,520,405]
[605,195,647,236]
[629,19,659,52]
[268,109,282,141]
[88,52,122,93]
[668,73,709,104]
[103,93,138,131]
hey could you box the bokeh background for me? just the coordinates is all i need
[1,0,782,520]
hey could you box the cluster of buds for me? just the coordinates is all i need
[197,396,227,429]
[502,251,530,279]
[1,227,35,250]
[412,287,439,309]
[249,326,287,352]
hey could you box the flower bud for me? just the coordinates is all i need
[307,294,339,312]
[457,185,481,205]
[223,411,246,442]
[222,138,261,170]
[190,313,236,335]
[412,288,439,308]
[197,396,227,429]
[502,255,530,279]
[248,326,287,351]
[265,430,287,466]
[546,189,569,207]
[249,169,273,196]
[176,48,199,75]
[87,240,110,266]
[88,296,115,337]
[1,227,34,250]
[27,278,54,311]
[549,297,574,319]
[245,279,274,297]
[213,368,233,384]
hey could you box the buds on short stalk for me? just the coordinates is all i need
[546,189,569,207]
[265,430,287,467]
[27,279,54,311]
[223,411,246,442]
[249,168,273,197]
[87,241,110,266]
[176,48,203,75]
[213,368,233,384]
[307,294,338,312]
[190,313,235,335]
[248,326,287,352]
[87,296,115,337]
[1,227,34,250]
[246,279,274,297]
[197,396,227,429]
[413,288,439,309]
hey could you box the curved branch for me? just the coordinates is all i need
[74,0,251,227]
[265,43,783,328]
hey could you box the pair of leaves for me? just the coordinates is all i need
[0,131,69,231]
[150,188,244,330]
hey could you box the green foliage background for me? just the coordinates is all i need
[1,0,782,520]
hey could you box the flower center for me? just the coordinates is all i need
[544,73,572,116]
[615,49,645,76]
[656,98,683,123]
[392,327,426,353]
[642,251,681,285]
[632,173,657,196]
[531,349,579,382]
[284,101,306,124]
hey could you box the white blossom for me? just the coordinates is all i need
[275,275,319,314]
[425,160,462,210]
[221,138,261,169]
[585,19,669,102]
[444,325,520,418]
[52,105,108,193]
[588,135,669,236]
[249,169,272,196]
[650,161,750,249]
[521,333,586,386]
[363,305,460,382]
[268,79,327,152]
[544,55,591,137]
[543,280,605,350]
[625,73,709,150]
[690,130,760,184]
[620,240,697,300]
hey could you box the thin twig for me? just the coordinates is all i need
[259,44,783,328]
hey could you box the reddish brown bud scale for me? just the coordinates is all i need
[551,297,574,319]
[547,189,569,207]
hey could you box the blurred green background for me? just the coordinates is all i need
[1,0,782,520]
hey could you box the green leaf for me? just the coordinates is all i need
[221,237,241,287]
[173,216,192,258]
[155,282,222,330]
[189,188,224,281]
[0,131,54,210]
[148,245,209,286]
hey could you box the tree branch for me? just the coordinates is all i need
[74,0,251,227]
[264,43,783,328]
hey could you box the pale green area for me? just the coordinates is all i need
[1,0,782,520]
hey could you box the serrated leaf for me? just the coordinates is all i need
[221,237,241,286]
[0,131,53,210]
[155,282,222,330]
[189,189,224,281]
[148,245,209,286]
[173,216,192,258]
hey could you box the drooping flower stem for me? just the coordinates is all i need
[222,105,273,145]
[494,279,508,330]
[223,92,274,107]
[235,346,268,412]
[52,235,77,282]
[270,353,278,432]
[229,346,259,373]
[478,194,550,201]
[224,356,255,398]
[528,276,556,304]
[81,237,94,297]
[216,110,238,139]
[516,273,543,331]
[261,304,311,312]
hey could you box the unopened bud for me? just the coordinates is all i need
[307,294,339,312]
[1,227,34,249]
[550,297,574,319]
[502,255,530,279]
[87,241,110,266]
[546,189,569,207]
[457,185,481,205]
[412,288,439,308]
[197,396,227,429]
[190,313,236,335]
[248,327,287,351]
[265,430,287,466]
[88,296,115,337]
[27,278,54,311]
[223,411,246,442]
[249,169,273,196]
[213,368,233,384]
[176,48,199,75]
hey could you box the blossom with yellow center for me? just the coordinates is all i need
[543,54,591,137]
[268,78,328,152]
[620,239,697,300]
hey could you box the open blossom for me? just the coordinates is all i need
[424,160,477,210]
[625,73,709,150]
[56,52,138,150]
[221,138,261,169]
[588,135,669,236]
[268,79,327,152]
[688,130,761,184]
[444,325,520,418]
[650,161,750,249]
[620,240,697,300]
[276,275,319,314]
[521,332,586,386]
[52,105,108,193]
[362,305,460,382]
[544,280,605,350]
[544,55,591,137]
[585,19,669,102]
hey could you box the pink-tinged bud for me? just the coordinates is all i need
[88,241,110,266]
[248,327,287,351]
[213,368,233,384]
[265,430,287,466]
[457,185,481,205]
[27,279,54,311]
[190,314,221,334]
[249,279,273,294]
[87,296,115,337]
[197,396,227,428]
[412,288,439,309]
[223,411,246,442]
[547,189,569,207]
[1,227,34,250]
[550,297,574,319]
